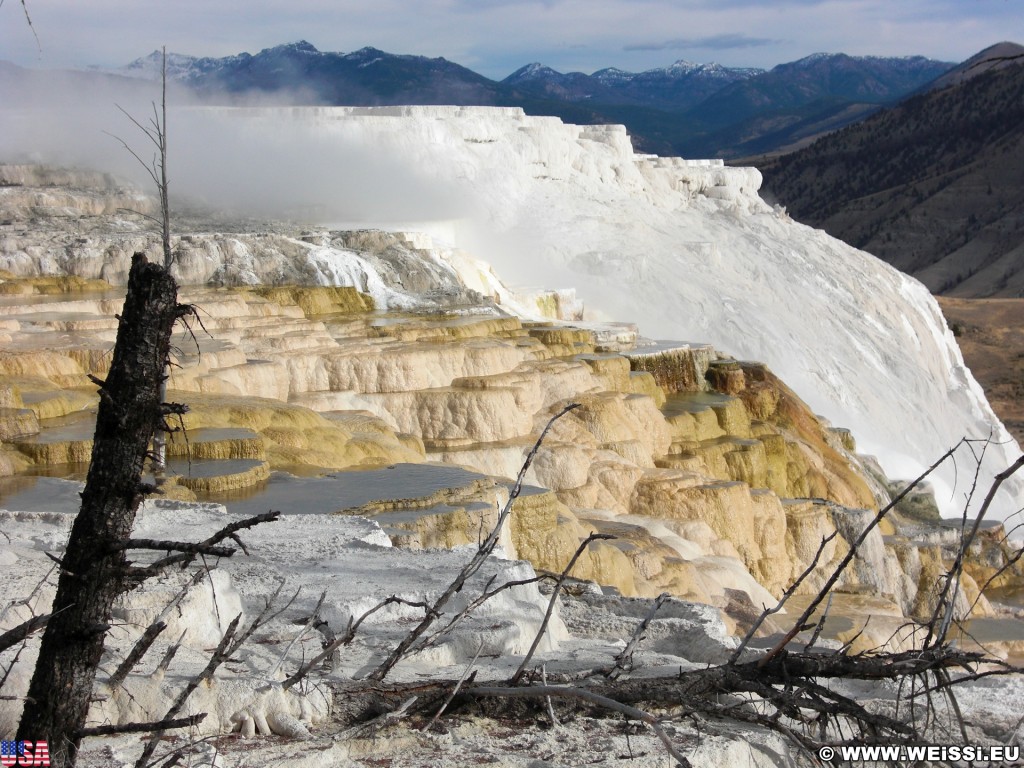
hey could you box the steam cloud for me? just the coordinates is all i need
[0,68,476,228]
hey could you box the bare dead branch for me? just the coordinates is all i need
[114,206,164,228]
[0,613,50,655]
[0,641,29,693]
[224,581,297,661]
[915,661,1024,694]
[419,575,550,651]
[335,695,419,741]
[129,511,281,579]
[926,453,1024,648]
[368,403,581,682]
[282,595,435,691]
[0,564,57,626]
[760,441,965,665]
[804,592,834,652]
[115,539,235,558]
[104,128,161,190]
[266,589,329,682]
[157,630,187,674]
[422,641,483,732]
[836,613,872,655]
[541,664,559,727]
[731,531,838,664]
[511,531,616,684]
[135,614,240,768]
[43,551,72,574]
[3,0,41,50]
[108,621,167,689]
[970,541,1024,613]
[77,713,205,738]
[609,592,671,680]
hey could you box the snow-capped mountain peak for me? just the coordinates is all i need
[115,50,204,80]
[591,66,632,83]
[503,62,563,83]
[659,59,700,74]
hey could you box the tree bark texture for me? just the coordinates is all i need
[18,254,181,767]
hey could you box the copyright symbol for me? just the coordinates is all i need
[818,746,835,762]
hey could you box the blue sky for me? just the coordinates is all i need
[2,0,1022,78]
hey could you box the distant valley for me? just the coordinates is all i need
[938,297,1024,445]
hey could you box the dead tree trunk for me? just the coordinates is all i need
[17,254,181,768]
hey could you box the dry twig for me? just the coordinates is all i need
[609,593,671,679]
[511,531,615,684]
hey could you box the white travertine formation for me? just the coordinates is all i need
[166,106,1019,518]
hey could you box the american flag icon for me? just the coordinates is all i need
[0,741,23,767]
[0,740,49,767]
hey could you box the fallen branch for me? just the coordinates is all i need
[326,644,991,732]
[469,685,691,767]
[335,695,419,741]
[77,713,206,738]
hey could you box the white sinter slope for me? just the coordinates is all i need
[175,106,1023,518]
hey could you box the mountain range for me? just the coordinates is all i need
[759,42,1024,298]
[95,41,954,158]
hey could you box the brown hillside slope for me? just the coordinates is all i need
[938,297,1024,445]
[758,54,1024,297]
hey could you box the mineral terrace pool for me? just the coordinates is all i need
[0,462,494,518]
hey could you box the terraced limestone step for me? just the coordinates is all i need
[172,458,271,494]
[626,341,716,393]
[0,407,37,442]
[368,314,523,342]
[9,410,95,464]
